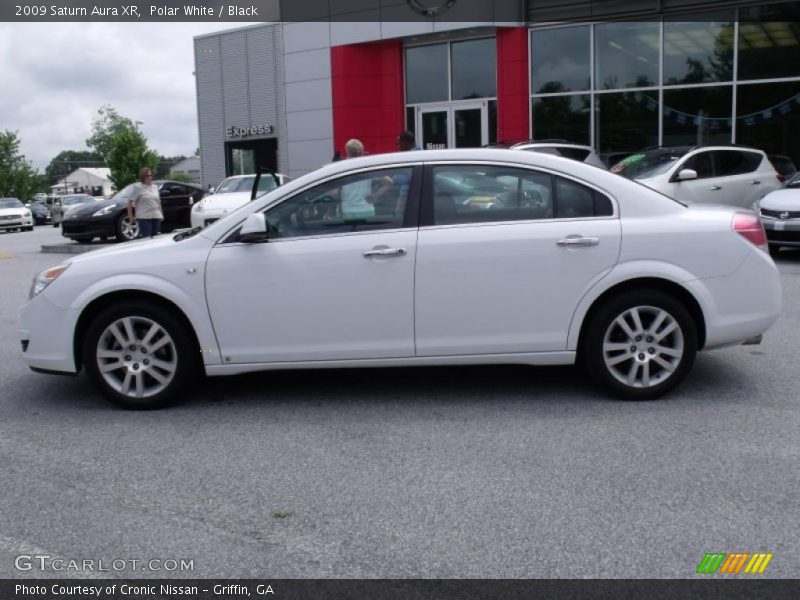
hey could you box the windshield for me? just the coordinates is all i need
[215,175,278,196]
[786,172,800,188]
[0,198,23,209]
[610,148,691,179]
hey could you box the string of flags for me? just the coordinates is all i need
[628,90,800,127]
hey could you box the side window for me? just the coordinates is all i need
[555,177,612,218]
[264,167,413,239]
[682,152,714,179]
[556,148,591,162]
[432,166,554,225]
[714,150,759,176]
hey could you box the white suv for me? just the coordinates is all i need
[506,140,608,169]
[611,146,782,208]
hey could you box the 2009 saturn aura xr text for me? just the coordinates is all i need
[19,149,782,409]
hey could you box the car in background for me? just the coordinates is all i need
[757,171,800,255]
[611,145,782,208]
[27,201,51,225]
[0,198,34,232]
[20,149,781,409]
[768,154,797,182]
[510,140,608,169]
[51,194,95,226]
[190,173,290,228]
[61,180,208,243]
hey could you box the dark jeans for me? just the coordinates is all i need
[137,218,161,238]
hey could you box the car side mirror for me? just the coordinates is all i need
[676,168,698,181]
[239,213,270,243]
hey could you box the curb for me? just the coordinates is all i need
[41,243,113,255]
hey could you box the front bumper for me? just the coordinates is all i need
[761,216,800,247]
[19,293,80,374]
[61,215,116,239]
[0,216,33,229]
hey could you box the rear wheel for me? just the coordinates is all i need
[82,303,197,409]
[582,290,697,400]
[115,214,138,242]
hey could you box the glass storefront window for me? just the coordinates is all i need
[663,15,734,85]
[663,86,733,146]
[451,38,496,100]
[738,3,800,81]
[595,91,659,155]
[595,22,660,89]
[737,80,800,165]
[532,94,591,145]
[406,44,448,104]
[531,25,590,94]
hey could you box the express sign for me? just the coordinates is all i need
[226,125,274,138]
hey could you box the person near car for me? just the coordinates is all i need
[397,131,421,152]
[126,167,163,238]
[340,139,375,220]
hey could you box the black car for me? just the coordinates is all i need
[61,180,208,243]
[27,201,51,225]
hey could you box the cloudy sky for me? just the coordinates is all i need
[0,22,257,171]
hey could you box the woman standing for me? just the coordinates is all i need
[126,167,163,238]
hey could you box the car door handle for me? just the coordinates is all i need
[363,247,407,257]
[750,180,761,185]
[556,236,599,247]
[708,185,722,191]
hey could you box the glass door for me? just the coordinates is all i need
[419,108,449,150]
[415,102,488,149]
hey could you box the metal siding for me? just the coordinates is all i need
[195,35,226,188]
[221,32,250,130]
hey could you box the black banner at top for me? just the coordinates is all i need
[2,0,797,23]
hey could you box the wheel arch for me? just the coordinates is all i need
[575,277,707,356]
[73,290,205,374]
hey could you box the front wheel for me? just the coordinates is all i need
[82,303,198,409]
[582,290,697,400]
[115,214,138,242]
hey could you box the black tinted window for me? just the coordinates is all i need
[556,177,612,218]
[714,150,761,176]
[682,152,714,179]
[556,148,591,162]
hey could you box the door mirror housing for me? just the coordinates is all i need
[239,213,270,243]
[676,168,698,181]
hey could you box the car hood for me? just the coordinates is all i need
[0,207,27,216]
[759,188,800,211]
[199,191,252,211]
[68,196,121,217]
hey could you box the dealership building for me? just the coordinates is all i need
[193,0,800,186]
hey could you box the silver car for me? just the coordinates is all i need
[51,194,95,227]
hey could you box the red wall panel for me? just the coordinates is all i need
[496,28,530,144]
[331,40,405,156]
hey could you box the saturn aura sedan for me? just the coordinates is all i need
[20,149,781,409]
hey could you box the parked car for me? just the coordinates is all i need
[0,198,33,232]
[27,201,52,225]
[190,173,290,228]
[768,154,797,182]
[61,180,208,243]
[757,171,800,255]
[51,194,95,226]
[20,149,781,409]
[611,145,782,208]
[510,140,608,169]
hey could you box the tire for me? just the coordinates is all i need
[82,302,197,409]
[115,214,138,242]
[582,289,698,400]
[52,220,59,227]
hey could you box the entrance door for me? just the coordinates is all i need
[415,103,488,149]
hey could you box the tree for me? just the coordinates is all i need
[86,105,140,161]
[0,130,41,200]
[107,126,158,189]
[45,149,104,186]
[167,171,194,183]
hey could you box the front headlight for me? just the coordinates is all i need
[29,264,70,299]
[92,205,116,217]
[24,210,31,218]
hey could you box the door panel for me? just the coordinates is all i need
[206,231,418,363]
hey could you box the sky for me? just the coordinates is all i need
[0,22,257,171]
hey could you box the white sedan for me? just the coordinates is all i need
[20,149,781,409]
[0,198,34,231]
[190,173,289,228]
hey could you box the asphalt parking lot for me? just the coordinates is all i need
[1,225,799,579]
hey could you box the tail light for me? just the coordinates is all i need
[732,211,767,251]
